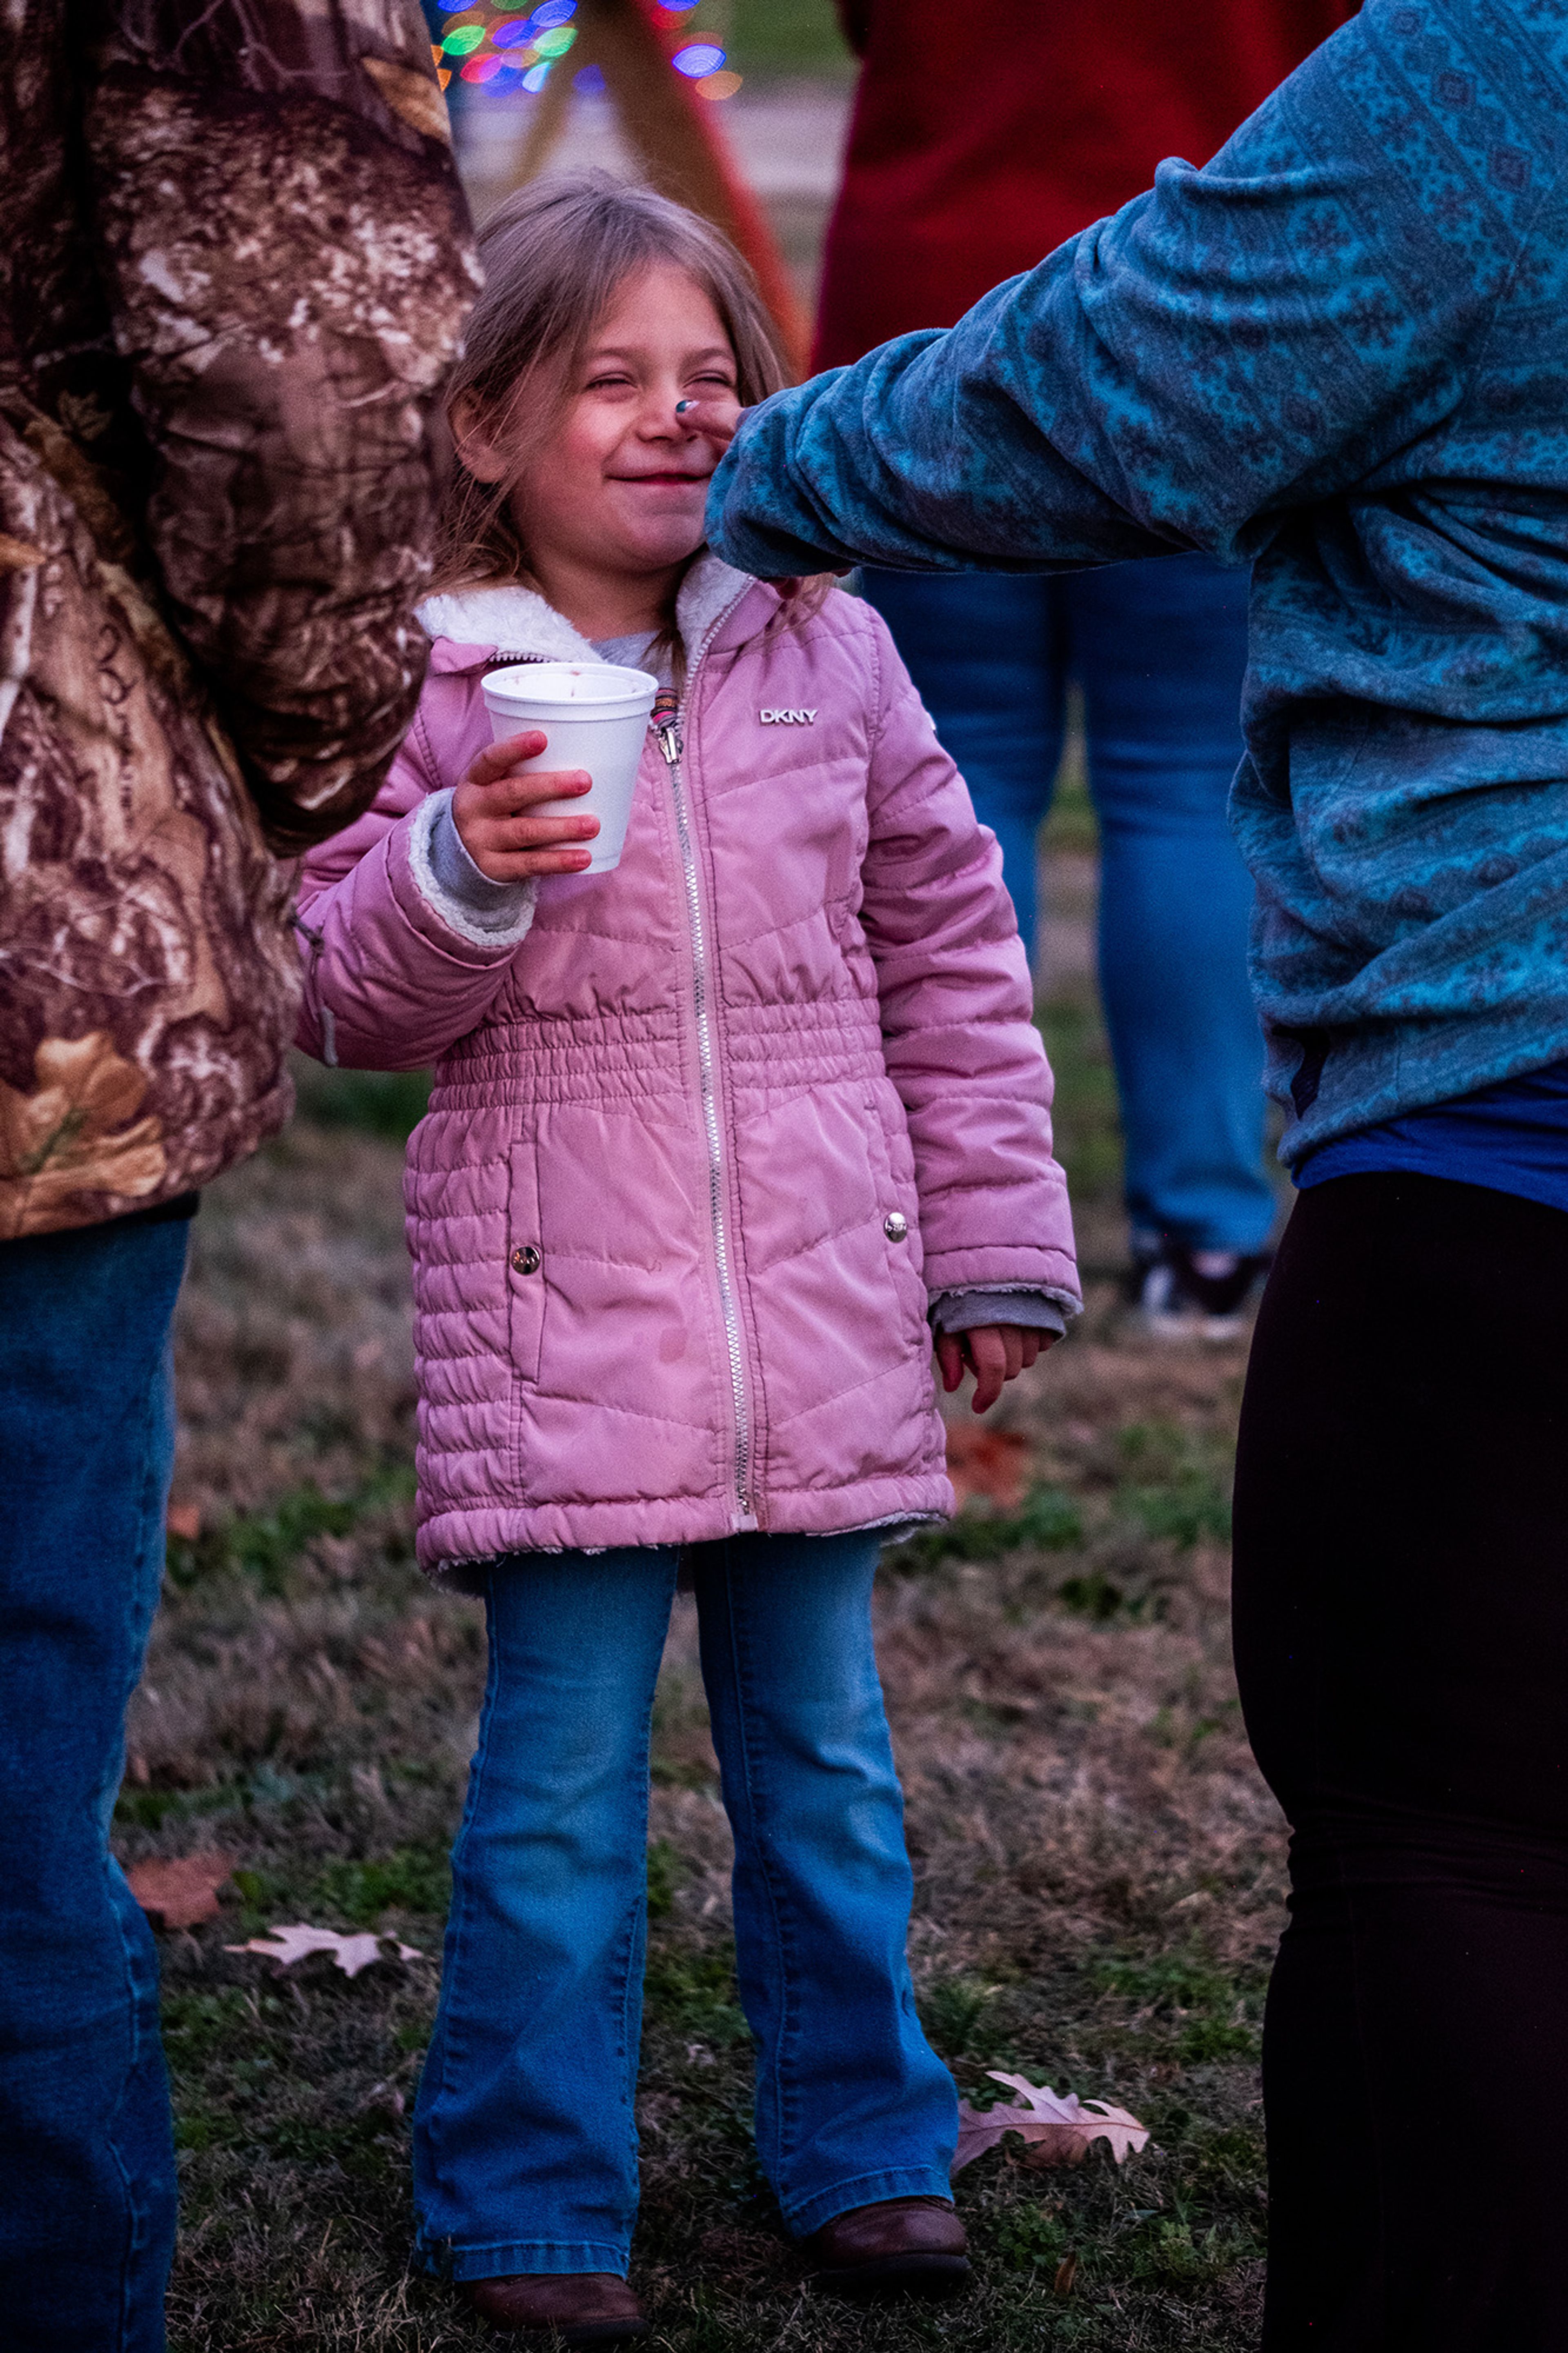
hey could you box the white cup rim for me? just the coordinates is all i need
[482,660,659,709]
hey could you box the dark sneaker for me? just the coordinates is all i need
[804,2195,971,2300]
[1131,1245,1270,1342]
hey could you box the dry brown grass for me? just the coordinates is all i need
[120,955,1287,2349]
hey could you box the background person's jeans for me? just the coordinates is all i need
[413,1532,957,2281]
[863,558,1273,1255]
[0,1211,189,2353]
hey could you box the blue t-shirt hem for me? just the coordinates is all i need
[1294,1135,1568,1217]
[1294,1057,1568,1217]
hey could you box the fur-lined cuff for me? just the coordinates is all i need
[928,1285,1082,1336]
[407,791,537,950]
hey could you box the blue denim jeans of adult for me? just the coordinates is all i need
[413,1531,957,2281]
[863,557,1274,1256]
[0,1209,189,2353]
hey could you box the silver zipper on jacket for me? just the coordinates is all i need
[656,703,754,1524]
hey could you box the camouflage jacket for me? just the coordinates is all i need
[0,1,478,1238]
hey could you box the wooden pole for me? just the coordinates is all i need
[507,41,576,183]
[501,0,811,379]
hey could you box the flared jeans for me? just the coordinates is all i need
[412,1531,957,2281]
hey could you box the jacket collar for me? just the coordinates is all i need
[676,552,756,653]
[415,553,757,668]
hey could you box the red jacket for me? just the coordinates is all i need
[814,0,1356,367]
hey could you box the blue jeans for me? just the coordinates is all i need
[413,1532,956,2279]
[0,1211,189,2353]
[864,558,1274,1254]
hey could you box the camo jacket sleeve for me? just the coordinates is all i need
[85,0,479,853]
[0,1,475,1237]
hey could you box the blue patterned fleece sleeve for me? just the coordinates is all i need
[708,2,1508,580]
[709,0,1568,1166]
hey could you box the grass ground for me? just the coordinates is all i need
[123,801,1288,2349]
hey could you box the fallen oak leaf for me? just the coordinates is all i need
[990,2071,1149,2160]
[951,2071,1149,2174]
[945,1423,1031,1509]
[125,1850,234,1931]
[359,2079,407,2121]
[223,1923,423,1978]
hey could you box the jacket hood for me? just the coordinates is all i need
[416,553,760,669]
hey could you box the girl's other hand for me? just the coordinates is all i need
[453,733,601,881]
[935,1323,1054,1415]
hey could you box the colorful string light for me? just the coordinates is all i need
[671,40,724,76]
[434,0,740,103]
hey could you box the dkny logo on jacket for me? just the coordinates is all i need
[760,707,817,723]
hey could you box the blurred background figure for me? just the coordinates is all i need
[816,0,1354,1337]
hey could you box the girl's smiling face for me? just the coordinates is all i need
[456,262,742,604]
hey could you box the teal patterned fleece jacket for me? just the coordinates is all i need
[707,0,1568,1164]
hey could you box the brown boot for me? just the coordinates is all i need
[461,2272,650,2342]
[804,2195,971,2300]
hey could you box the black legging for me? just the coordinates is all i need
[1232,1173,1568,2350]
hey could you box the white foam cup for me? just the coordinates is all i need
[480,661,659,874]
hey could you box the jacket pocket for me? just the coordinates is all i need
[866,1082,923,1250]
[863,1082,929,1335]
[506,1131,546,1384]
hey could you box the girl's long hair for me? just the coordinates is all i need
[432,172,797,622]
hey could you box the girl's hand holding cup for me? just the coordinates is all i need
[452,732,601,881]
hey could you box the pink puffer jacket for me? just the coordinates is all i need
[296,560,1077,1574]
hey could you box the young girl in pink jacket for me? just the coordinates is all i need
[296,174,1078,2342]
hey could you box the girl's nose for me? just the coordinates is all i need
[640,397,693,438]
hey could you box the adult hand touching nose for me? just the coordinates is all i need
[680,399,852,584]
[674,396,743,457]
[452,732,600,881]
